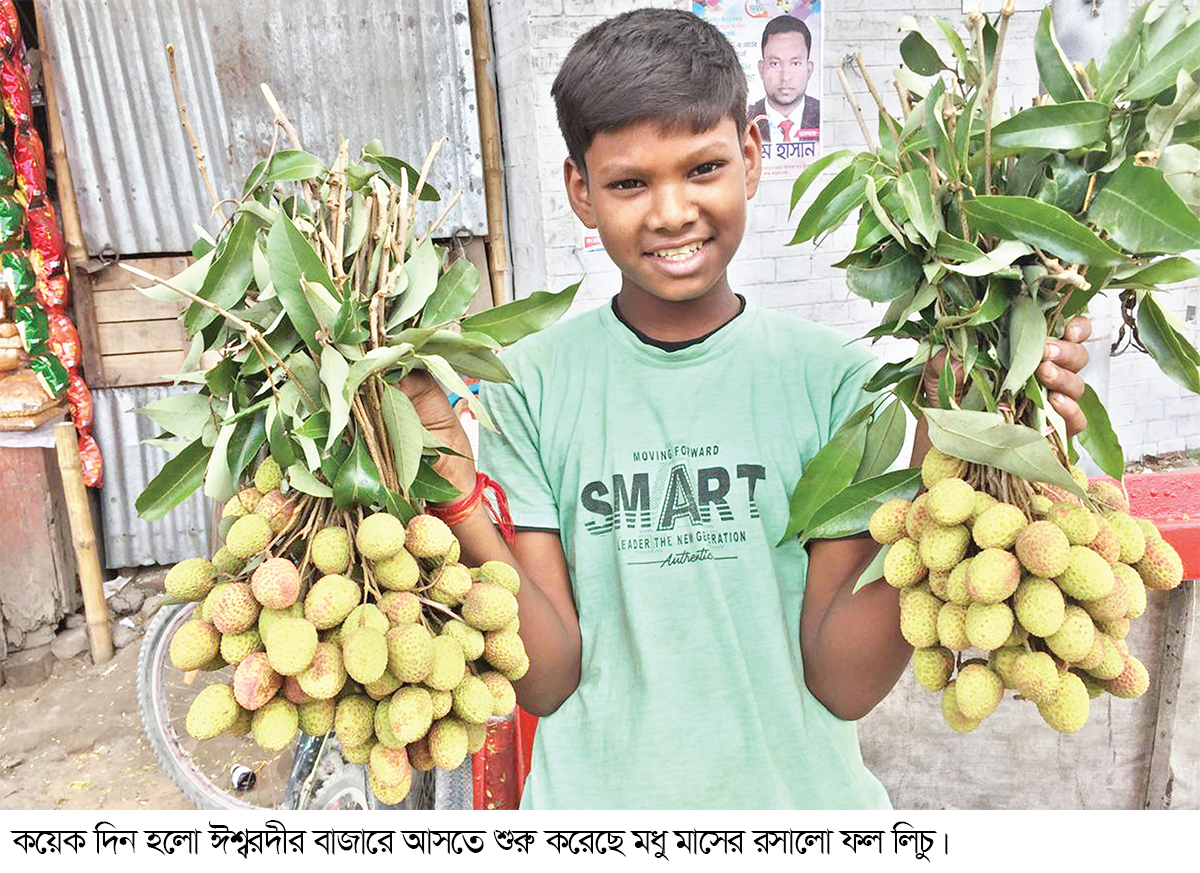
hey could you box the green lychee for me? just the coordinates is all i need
[941,681,981,733]
[250,557,301,610]
[428,717,469,770]
[304,575,361,629]
[869,498,911,545]
[296,641,347,700]
[964,601,1014,651]
[169,620,220,671]
[451,675,494,725]
[1045,605,1096,663]
[972,503,1027,550]
[912,647,954,692]
[1013,576,1065,637]
[186,684,240,740]
[919,525,970,572]
[477,561,520,594]
[388,686,434,745]
[251,697,298,751]
[1048,502,1098,546]
[232,651,283,710]
[442,620,485,661]
[1014,520,1072,578]
[462,582,519,631]
[926,478,975,525]
[265,617,318,676]
[405,514,455,560]
[220,627,264,665]
[311,527,352,575]
[965,548,1021,604]
[479,671,517,716]
[165,558,217,601]
[1136,537,1184,590]
[342,627,389,683]
[373,549,420,591]
[1038,671,1090,733]
[922,447,966,488]
[298,698,336,736]
[1012,652,1060,705]
[253,457,283,493]
[356,513,407,562]
[211,547,245,578]
[378,590,421,625]
[1104,655,1149,698]
[483,630,528,680]
[935,602,970,651]
[426,635,468,691]
[225,514,272,560]
[883,537,926,588]
[334,695,376,747]
[1056,546,1115,601]
[954,662,1003,719]
[210,582,261,635]
[1087,479,1129,513]
[905,493,936,542]
[386,623,434,683]
[899,589,941,648]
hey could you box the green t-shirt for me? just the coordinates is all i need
[477,297,892,810]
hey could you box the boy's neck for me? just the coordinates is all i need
[614,282,743,344]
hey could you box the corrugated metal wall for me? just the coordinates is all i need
[40,0,486,256]
[92,385,214,568]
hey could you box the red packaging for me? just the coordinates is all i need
[13,126,46,200]
[34,273,69,311]
[67,370,93,430]
[26,202,64,276]
[0,1,21,60]
[78,429,103,488]
[1,55,31,127]
[47,311,81,370]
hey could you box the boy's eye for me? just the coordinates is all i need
[691,161,723,177]
[608,178,642,191]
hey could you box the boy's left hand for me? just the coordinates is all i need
[922,315,1092,438]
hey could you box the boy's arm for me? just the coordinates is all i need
[799,317,1093,721]
[398,371,582,717]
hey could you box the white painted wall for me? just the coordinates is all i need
[488,0,1200,461]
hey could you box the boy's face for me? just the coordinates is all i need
[564,117,762,307]
[758,31,813,113]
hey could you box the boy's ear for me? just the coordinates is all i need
[742,121,764,200]
[563,157,598,229]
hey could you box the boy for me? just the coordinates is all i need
[400,9,1091,808]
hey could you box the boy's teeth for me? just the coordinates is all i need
[652,242,702,259]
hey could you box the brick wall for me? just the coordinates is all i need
[488,0,1200,462]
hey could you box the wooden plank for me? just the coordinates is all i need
[97,319,188,355]
[99,351,188,387]
[93,289,185,323]
[69,270,106,387]
[1143,578,1195,809]
[90,256,192,292]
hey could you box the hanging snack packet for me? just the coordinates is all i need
[0,55,32,127]
[0,194,22,243]
[13,126,46,200]
[0,1,21,60]
[2,250,35,298]
[27,202,64,276]
[78,429,103,487]
[30,351,68,398]
[47,311,80,369]
[67,369,93,430]
[34,272,69,311]
[14,302,48,353]
[0,141,14,190]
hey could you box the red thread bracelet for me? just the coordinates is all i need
[427,471,516,544]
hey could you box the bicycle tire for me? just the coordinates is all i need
[138,602,301,809]
[139,602,473,809]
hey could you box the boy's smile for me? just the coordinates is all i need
[564,117,762,338]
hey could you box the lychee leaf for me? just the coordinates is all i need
[135,437,210,521]
[802,468,922,546]
[777,403,873,546]
[922,407,1088,501]
[856,398,907,481]
[409,460,461,503]
[332,433,381,510]
[999,295,1047,398]
[380,383,423,494]
[287,464,332,498]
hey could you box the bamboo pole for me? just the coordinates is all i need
[53,422,113,665]
[467,0,509,306]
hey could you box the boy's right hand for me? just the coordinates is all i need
[396,370,478,500]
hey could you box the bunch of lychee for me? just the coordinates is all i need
[162,459,526,805]
[870,447,1183,735]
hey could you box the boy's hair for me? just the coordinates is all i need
[551,9,748,176]
[760,15,812,56]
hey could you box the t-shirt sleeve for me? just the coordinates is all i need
[828,343,882,438]
[476,376,561,531]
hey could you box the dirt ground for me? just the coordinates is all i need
[0,636,189,810]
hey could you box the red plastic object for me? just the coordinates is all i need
[471,712,529,809]
[1098,471,1200,579]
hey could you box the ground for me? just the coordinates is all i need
[0,639,188,809]
[1124,449,1200,475]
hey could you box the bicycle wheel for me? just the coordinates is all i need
[139,602,474,809]
[138,602,315,809]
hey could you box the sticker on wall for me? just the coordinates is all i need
[696,0,824,181]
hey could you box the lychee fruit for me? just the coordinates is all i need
[1104,655,1150,698]
[1013,576,1065,637]
[210,582,261,634]
[342,627,389,684]
[334,695,376,747]
[954,661,1004,719]
[920,524,971,572]
[462,582,519,631]
[912,647,954,692]
[899,589,941,648]
[232,651,283,710]
[1136,537,1184,590]
[356,512,407,562]
[304,575,361,629]
[386,623,434,683]
[296,641,347,700]
[1038,671,1090,733]
[310,527,352,575]
[265,617,318,676]
[926,478,975,525]
[253,457,283,493]
[869,499,911,545]
[922,447,966,488]
[1045,605,1096,663]
[965,548,1020,604]
[405,514,455,559]
[1014,520,1072,578]
[883,537,926,588]
[225,514,272,560]
[169,620,220,671]
[373,549,420,591]
[165,558,217,601]
[251,697,298,751]
[185,684,240,740]
[1056,546,1115,601]
[964,601,1014,651]
[250,557,301,609]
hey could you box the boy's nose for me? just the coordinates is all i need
[648,184,698,232]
